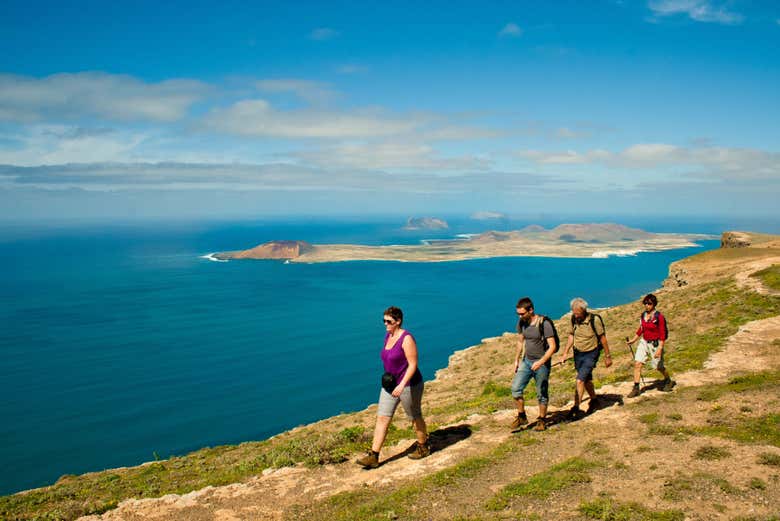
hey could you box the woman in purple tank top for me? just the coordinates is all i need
[355,306,430,468]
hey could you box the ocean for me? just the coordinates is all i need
[0,215,771,495]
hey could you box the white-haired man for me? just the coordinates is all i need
[558,297,612,418]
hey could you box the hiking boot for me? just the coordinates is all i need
[533,418,546,431]
[627,385,641,398]
[661,379,676,392]
[408,440,431,460]
[567,407,582,420]
[510,412,528,429]
[586,396,600,414]
[355,450,379,468]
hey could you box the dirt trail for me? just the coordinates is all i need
[80,311,780,521]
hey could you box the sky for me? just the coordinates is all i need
[0,0,778,221]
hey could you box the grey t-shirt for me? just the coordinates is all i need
[517,318,555,362]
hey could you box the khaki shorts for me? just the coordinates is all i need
[634,338,665,371]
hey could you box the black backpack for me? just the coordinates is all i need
[571,312,606,349]
[640,311,669,340]
[521,315,561,353]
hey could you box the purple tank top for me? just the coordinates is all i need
[381,331,413,386]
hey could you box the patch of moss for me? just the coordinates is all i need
[697,414,780,447]
[758,452,780,467]
[750,264,780,291]
[579,497,685,521]
[485,457,599,510]
[693,445,732,460]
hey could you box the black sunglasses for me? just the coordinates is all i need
[383,319,396,324]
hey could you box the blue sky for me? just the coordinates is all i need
[0,0,778,221]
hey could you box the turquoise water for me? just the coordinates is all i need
[0,217,737,495]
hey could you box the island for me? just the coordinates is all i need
[402,217,449,230]
[211,223,711,263]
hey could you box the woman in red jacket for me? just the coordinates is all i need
[626,293,675,397]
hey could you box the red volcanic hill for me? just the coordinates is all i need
[229,240,312,260]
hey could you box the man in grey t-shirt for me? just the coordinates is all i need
[510,297,557,431]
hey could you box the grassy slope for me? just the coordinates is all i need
[3,235,780,521]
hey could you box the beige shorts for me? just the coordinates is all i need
[634,338,665,371]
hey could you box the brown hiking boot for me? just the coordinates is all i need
[355,450,379,468]
[510,412,528,429]
[533,418,546,431]
[408,440,431,460]
[627,385,641,398]
[662,379,676,392]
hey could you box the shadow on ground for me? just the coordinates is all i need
[380,424,473,466]
[511,393,625,432]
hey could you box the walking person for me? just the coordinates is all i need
[558,298,612,418]
[510,297,558,432]
[356,306,430,468]
[626,293,675,397]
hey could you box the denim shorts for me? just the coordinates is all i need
[511,358,550,405]
[377,380,424,419]
[634,338,665,370]
[573,348,601,382]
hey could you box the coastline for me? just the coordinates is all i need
[4,230,780,521]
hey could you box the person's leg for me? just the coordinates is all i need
[584,380,596,400]
[573,351,585,410]
[633,361,643,385]
[575,379,586,407]
[400,382,428,445]
[511,360,533,417]
[535,363,550,427]
[371,415,393,452]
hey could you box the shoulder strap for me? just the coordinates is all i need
[590,313,603,335]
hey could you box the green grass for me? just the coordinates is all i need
[693,445,732,460]
[302,438,524,521]
[697,414,780,447]
[662,281,780,373]
[696,371,780,402]
[0,425,372,521]
[662,473,739,501]
[750,264,780,291]
[758,452,780,467]
[579,497,685,521]
[485,457,598,510]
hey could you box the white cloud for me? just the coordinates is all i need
[0,72,209,123]
[293,142,492,171]
[0,162,542,195]
[255,79,336,104]
[0,124,147,166]
[203,99,425,139]
[309,27,339,40]
[499,23,523,37]
[647,0,744,24]
[518,143,780,180]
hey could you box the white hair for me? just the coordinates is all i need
[570,297,588,311]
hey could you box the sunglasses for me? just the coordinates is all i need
[643,302,654,305]
[383,319,396,325]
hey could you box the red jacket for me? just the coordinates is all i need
[636,311,667,341]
